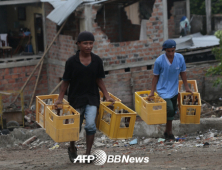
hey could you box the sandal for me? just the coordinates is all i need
[68,147,78,163]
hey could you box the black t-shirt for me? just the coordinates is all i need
[62,50,105,108]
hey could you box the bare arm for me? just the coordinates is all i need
[180,72,192,93]
[148,75,159,98]
[96,78,114,102]
[55,81,69,105]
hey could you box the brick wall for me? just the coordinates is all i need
[47,63,65,94]
[95,5,140,42]
[103,62,220,109]
[92,0,164,68]
[45,3,78,92]
[0,65,48,107]
[168,6,175,38]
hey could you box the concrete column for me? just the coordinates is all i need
[163,0,168,41]
[186,0,190,20]
[80,5,93,32]
[205,0,212,34]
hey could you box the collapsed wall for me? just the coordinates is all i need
[44,0,222,109]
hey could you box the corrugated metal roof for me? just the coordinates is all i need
[0,0,40,6]
[41,0,95,25]
[87,0,108,4]
[173,33,220,50]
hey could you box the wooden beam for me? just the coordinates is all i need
[0,91,12,95]
[29,60,44,108]
[49,80,63,95]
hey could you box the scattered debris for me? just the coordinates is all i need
[175,138,185,142]
[22,136,37,146]
[158,138,165,143]
[94,141,106,147]
[195,144,204,147]
[203,142,210,148]
[129,138,137,145]
[49,144,59,150]
[165,142,174,145]
[143,138,151,144]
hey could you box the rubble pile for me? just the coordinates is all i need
[201,102,222,118]
[2,128,222,154]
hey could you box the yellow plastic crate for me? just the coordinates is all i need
[45,105,80,143]
[36,94,69,128]
[99,91,121,102]
[97,91,121,130]
[178,80,198,92]
[135,91,158,117]
[180,92,202,124]
[140,96,167,125]
[97,102,136,139]
[178,80,198,111]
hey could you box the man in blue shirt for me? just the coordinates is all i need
[148,39,192,140]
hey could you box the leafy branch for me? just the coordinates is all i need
[206,30,222,86]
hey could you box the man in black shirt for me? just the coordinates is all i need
[55,31,114,163]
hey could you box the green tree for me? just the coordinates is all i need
[191,0,222,15]
[206,30,222,86]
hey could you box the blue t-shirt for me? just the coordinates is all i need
[153,53,186,99]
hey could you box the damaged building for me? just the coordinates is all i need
[0,0,221,109]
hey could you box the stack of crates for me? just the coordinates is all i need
[135,91,167,125]
[36,94,69,128]
[97,102,137,139]
[45,104,80,143]
[178,80,202,124]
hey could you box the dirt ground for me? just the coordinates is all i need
[1,99,222,170]
[1,140,222,170]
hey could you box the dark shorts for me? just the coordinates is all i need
[164,94,178,121]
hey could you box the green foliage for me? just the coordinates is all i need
[206,30,222,86]
[191,0,222,15]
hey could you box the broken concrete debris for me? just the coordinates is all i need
[1,127,222,155]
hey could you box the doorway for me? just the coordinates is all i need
[34,13,44,54]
